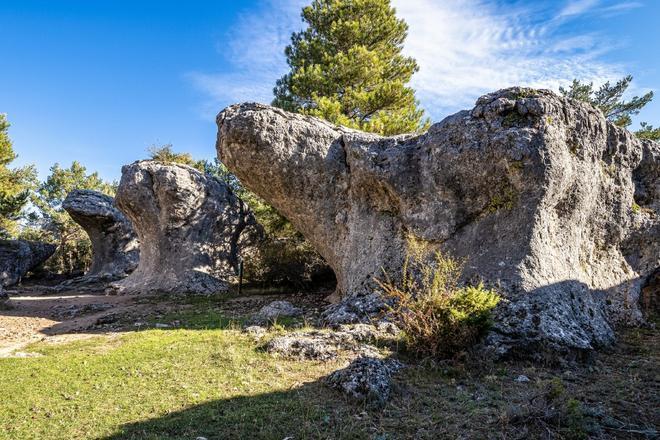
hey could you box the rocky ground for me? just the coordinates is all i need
[1,284,657,439]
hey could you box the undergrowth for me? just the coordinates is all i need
[378,236,501,358]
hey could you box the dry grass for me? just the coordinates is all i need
[378,237,500,358]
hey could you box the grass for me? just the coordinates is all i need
[1,302,658,439]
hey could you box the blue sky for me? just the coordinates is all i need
[1,0,658,182]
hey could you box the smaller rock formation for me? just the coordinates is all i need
[62,189,138,283]
[113,160,262,295]
[324,357,403,407]
[0,240,56,287]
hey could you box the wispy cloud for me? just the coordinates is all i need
[187,0,305,116]
[557,0,600,19]
[188,0,642,121]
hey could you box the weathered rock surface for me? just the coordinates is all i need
[217,88,659,355]
[62,189,139,282]
[113,160,262,294]
[249,300,303,325]
[324,356,403,407]
[265,323,398,360]
[0,240,56,287]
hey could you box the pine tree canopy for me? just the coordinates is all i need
[559,75,653,128]
[0,114,37,238]
[273,0,429,136]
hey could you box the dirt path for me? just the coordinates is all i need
[0,286,330,357]
[0,289,147,357]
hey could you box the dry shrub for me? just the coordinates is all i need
[378,237,501,358]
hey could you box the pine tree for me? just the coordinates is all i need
[0,114,36,238]
[273,0,428,135]
[559,75,653,128]
[636,122,660,141]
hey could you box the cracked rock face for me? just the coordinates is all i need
[0,240,56,287]
[113,160,262,295]
[217,87,659,355]
[63,189,139,281]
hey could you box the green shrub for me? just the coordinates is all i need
[378,237,501,358]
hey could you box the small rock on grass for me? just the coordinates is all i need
[249,300,303,325]
[243,325,268,338]
[324,356,404,408]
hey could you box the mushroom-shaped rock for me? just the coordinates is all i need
[0,240,56,287]
[62,189,139,281]
[113,160,262,294]
[216,88,660,355]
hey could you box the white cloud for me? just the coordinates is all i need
[557,0,600,19]
[187,0,306,115]
[394,0,627,118]
[189,0,639,121]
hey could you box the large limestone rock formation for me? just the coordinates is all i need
[62,189,139,282]
[0,240,56,287]
[216,88,659,355]
[113,160,262,294]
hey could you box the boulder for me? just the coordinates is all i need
[62,189,139,282]
[324,357,403,407]
[249,300,303,324]
[0,239,56,287]
[112,160,262,294]
[216,88,659,355]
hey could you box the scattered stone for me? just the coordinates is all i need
[154,323,171,329]
[324,356,403,407]
[243,325,268,338]
[514,375,530,383]
[95,314,119,326]
[111,160,263,295]
[249,300,303,325]
[217,88,659,355]
[0,240,56,287]
[53,303,113,319]
[265,324,393,360]
[265,331,346,361]
[60,189,139,284]
[321,293,388,325]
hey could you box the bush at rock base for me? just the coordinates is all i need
[378,237,501,358]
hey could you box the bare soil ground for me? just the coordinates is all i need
[0,284,328,357]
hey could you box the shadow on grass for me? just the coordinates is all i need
[100,380,370,440]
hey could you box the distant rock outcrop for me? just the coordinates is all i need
[62,189,139,283]
[112,160,262,294]
[217,88,659,356]
[0,240,56,287]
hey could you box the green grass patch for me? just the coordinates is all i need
[0,328,347,440]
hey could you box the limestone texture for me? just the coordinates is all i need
[113,160,262,294]
[217,87,659,355]
[0,240,56,287]
[62,189,139,282]
[324,356,403,407]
